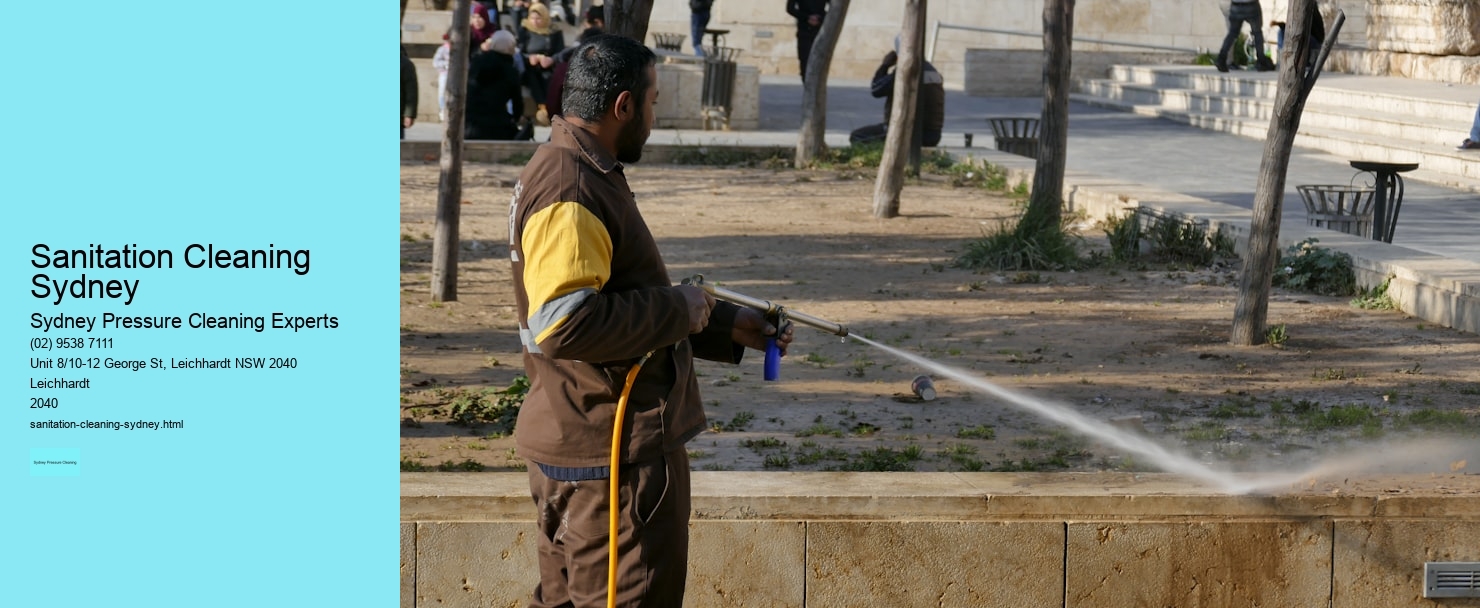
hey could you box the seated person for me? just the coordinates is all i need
[465,30,526,140]
[849,45,944,148]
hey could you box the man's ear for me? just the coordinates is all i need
[613,90,634,121]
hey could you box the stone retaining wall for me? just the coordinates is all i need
[401,472,1480,607]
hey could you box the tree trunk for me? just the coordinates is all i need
[605,0,655,42]
[1231,0,1338,345]
[794,0,851,168]
[432,0,472,303]
[871,0,926,219]
[1020,0,1074,235]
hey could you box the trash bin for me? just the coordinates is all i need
[1297,185,1375,238]
[701,46,741,130]
[651,32,684,52]
[987,117,1040,159]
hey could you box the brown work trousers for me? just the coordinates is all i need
[527,449,690,608]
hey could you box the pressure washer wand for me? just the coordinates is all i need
[682,275,849,381]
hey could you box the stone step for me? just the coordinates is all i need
[1106,65,1476,123]
[1076,79,1460,147]
[1076,64,1480,192]
[1070,92,1480,190]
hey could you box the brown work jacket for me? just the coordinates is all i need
[509,117,743,467]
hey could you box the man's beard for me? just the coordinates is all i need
[615,103,647,164]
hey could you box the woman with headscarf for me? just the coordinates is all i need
[517,2,564,124]
[469,2,499,56]
[465,30,524,140]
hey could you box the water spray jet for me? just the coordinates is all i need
[680,276,1467,495]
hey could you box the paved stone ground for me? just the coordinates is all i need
[405,71,1480,265]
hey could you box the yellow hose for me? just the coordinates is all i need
[607,353,650,608]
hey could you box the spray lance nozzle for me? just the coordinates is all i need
[682,274,849,382]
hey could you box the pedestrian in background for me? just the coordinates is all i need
[690,0,714,57]
[400,45,418,139]
[432,29,452,121]
[1215,0,1273,72]
[787,0,827,82]
[1460,100,1480,150]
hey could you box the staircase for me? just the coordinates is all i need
[1072,65,1480,193]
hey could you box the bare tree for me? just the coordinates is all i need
[794,0,852,168]
[1231,1,1343,345]
[1018,0,1075,236]
[432,0,473,302]
[605,0,656,42]
[871,0,926,219]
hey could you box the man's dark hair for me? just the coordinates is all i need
[561,34,657,122]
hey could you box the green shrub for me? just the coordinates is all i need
[1272,238,1357,297]
[955,221,1079,271]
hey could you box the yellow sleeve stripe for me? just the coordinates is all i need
[521,201,613,344]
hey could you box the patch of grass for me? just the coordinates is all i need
[1399,409,1473,430]
[1101,211,1142,262]
[794,445,849,465]
[741,437,787,451]
[1182,421,1229,442]
[930,158,1010,190]
[1210,398,1261,418]
[669,145,788,166]
[1301,404,1378,431]
[1315,368,1347,381]
[795,423,843,438]
[1264,323,1289,348]
[850,422,881,436]
[810,142,885,169]
[762,454,792,469]
[841,445,924,472]
[847,357,875,378]
[1351,277,1398,310]
[957,425,997,439]
[443,375,530,435]
[941,444,985,471]
[723,411,756,432]
[955,221,1080,272]
[803,352,833,367]
[400,458,430,472]
[435,458,485,472]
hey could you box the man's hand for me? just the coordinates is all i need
[807,14,821,27]
[403,117,415,128]
[730,308,794,355]
[677,285,716,334]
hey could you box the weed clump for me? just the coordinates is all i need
[1273,238,1357,297]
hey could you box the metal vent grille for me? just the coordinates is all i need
[1425,562,1480,598]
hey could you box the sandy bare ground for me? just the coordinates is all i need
[399,161,1480,479]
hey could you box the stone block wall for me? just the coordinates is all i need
[1366,0,1480,55]
[401,472,1480,607]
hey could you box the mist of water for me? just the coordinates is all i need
[847,334,1434,495]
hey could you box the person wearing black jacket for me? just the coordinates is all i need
[786,0,827,82]
[466,30,524,140]
[848,48,945,148]
[400,45,418,139]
